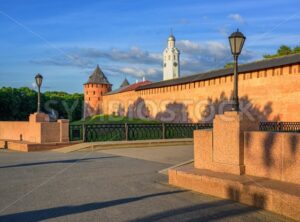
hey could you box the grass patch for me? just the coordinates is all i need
[71,114,159,125]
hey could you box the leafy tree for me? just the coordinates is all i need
[293,46,300,54]
[43,91,83,121]
[0,87,83,121]
[224,62,234,68]
[18,87,37,120]
[277,45,293,56]
[263,45,300,58]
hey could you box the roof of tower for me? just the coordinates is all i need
[168,34,175,41]
[120,78,130,88]
[84,65,111,85]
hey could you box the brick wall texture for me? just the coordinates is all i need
[98,63,300,122]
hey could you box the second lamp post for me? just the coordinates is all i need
[35,74,43,113]
[228,29,246,112]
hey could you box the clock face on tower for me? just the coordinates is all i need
[173,62,178,67]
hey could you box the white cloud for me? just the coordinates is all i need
[120,67,161,78]
[228,13,245,24]
[30,40,256,82]
[217,26,230,37]
[102,65,162,80]
[31,57,92,68]
[177,39,256,74]
[177,40,200,52]
[76,47,162,65]
[177,40,229,59]
[30,46,163,80]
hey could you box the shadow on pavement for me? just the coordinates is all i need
[0,156,119,169]
[130,200,259,222]
[0,191,263,222]
[0,191,185,222]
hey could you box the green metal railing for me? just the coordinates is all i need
[128,123,163,140]
[69,122,213,142]
[69,124,83,141]
[85,124,126,142]
[259,122,300,132]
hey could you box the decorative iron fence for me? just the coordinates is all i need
[69,122,213,142]
[85,124,126,142]
[165,123,213,139]
[69,124,83,141]
[259,122,300,132]
[127,123,163,140]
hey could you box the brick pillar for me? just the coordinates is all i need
[58,119,69,142]
[212,111,258,175]
[28,112,50,143]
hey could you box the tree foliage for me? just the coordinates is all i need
[224,44,300,68]
[263,45,300,58]
[0,87,83,121]
[224,62,234,68]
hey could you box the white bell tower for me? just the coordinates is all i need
[163,34,180,80]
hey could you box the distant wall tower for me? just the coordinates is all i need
[163,34,180,80]
[84,65,112,118]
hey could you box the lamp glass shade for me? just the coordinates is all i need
[35,74,43,87]
[229,30,246,55]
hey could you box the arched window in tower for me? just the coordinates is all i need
[174,55,176,60]
[93,91,95,95]
[88,97,90,101]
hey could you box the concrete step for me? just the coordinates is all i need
[0,139,81,152]
[54,138,193,153]
[158,159,194,175]
[169,163,300,221]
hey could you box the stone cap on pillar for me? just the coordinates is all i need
[214,111,259,131]
[29,112,50,123]
[57,119,70,123]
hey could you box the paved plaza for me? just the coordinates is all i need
[0,146,292,222]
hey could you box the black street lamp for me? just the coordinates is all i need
[35,74,43,113]
[228,29,246,111]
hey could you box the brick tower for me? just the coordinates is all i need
[83,65,112,118]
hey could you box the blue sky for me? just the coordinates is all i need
[0,0,299,93]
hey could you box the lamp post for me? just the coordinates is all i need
[35,74,43,113]
[228,29,246,112]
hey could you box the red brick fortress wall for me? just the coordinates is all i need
[102,63,300,122]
